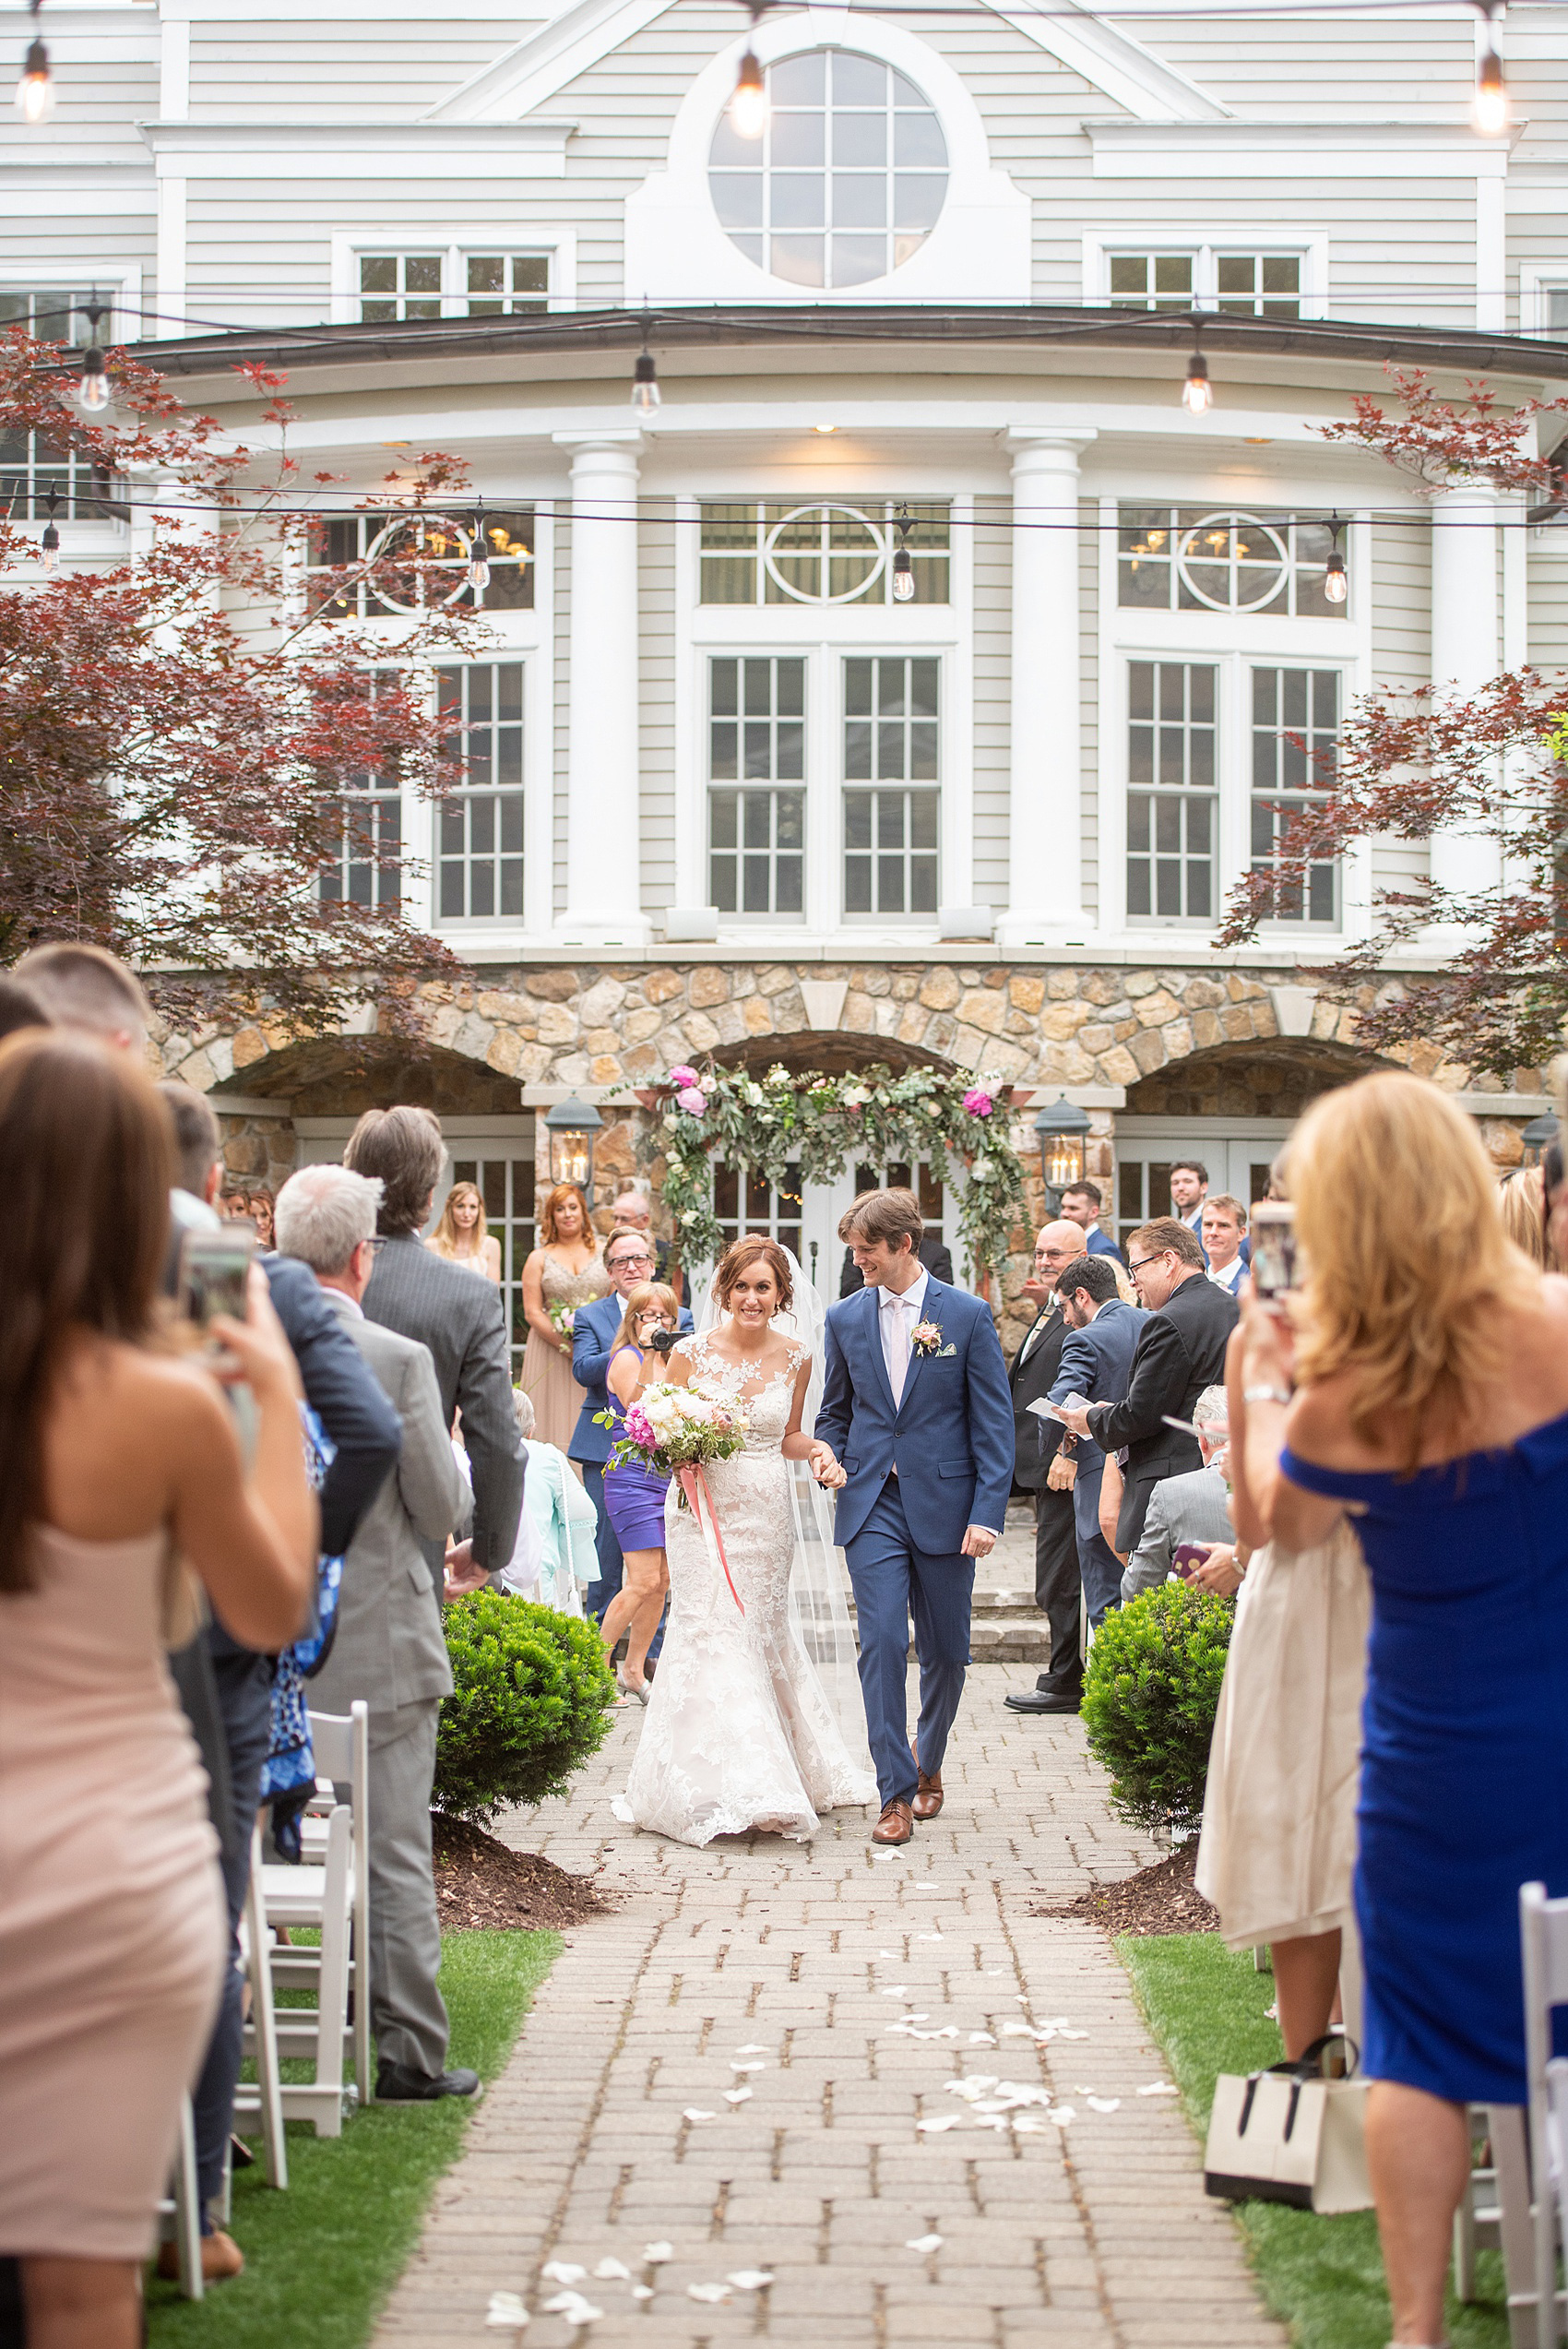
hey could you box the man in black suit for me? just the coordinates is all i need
[839,1229,954,1295]
[1060,1216,1238,1557]
[1001,1221,1088,1717]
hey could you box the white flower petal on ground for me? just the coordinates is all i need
[1047,2106,1076,2128]
[642,2242,674,2264]
[916,1932,944,1941]
[726,2271,774,2290]
[905,2235,944,2254]
[730,2059,766,2072]
[735,2043,768,2054]
[1000,2021,1043,2039]
[592,2259,631,2282]
[722,2088,753,2105]
[1012,2116,1051,2134]
[630,2285,655,2303]
[1057,2028,1089,2041]
[541,2263,588,2285]
[877,1950,901,1960]
[1087,2096,1122,2113]
[540,2292,604,2326]
[995,2082,1051,2105]
[683,2108,716,2122]
[968,2032,996,2045]
[485,2291,529,2329]
[917,2116,961,2132]
[879,1985,910,1998]
[687,2283,732,2304]
[1137,2081,1178,2097]
[913,1881,939,1890]
[944,2077,999,2102]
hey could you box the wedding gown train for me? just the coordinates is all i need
[614,1332,878,1844]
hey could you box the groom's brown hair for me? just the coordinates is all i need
[839,1186,922,1252]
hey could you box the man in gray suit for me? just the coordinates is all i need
[344,1106,525,1590]
[1120,1386,1234,1604]
[275,1164,480,2104]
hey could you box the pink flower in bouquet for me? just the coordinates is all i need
[962,1087,993,1119]
[676,1086,708,1115]
[668,1064,700,1089]
[624,1404,657,1450]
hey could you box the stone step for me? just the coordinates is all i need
[846,1607,1051,1664]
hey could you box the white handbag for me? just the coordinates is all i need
[1203,2035,1372,2214]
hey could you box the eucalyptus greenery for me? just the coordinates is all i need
[641,1059,1029,1283]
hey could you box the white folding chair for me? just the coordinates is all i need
[1522,1880,1568,2346]
[154,2093,204,2299]
[231,1825,290,2188]
[252,1701,370,2135]
[1453,2105,1536,2347]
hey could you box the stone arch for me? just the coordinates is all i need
[1123,1035,1394,1122]
[708,1030,959,1079]
[212,1036,523,1118]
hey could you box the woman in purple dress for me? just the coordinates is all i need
[599,1282,680,1703]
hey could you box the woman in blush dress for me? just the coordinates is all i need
[615,1237,877,1845]
[599,1282,681,1702]
[426,1179,502,1283]
[0,1032,315,2349]
[1235,1071,1568,2349]
[517,1182,608,1452]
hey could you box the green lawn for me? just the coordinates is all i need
[1118,1933,1509,2349]
[146,1927,560,2349]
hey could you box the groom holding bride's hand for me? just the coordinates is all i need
[815,1188,1015,1847]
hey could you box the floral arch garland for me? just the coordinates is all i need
[637,1060,1029,1287]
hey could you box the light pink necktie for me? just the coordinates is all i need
[886,1294,911,1407]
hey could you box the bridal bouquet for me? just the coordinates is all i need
[598,1381,749,1499]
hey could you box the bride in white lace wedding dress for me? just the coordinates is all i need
[613,1239,878,1845]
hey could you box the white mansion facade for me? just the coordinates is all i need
[5,0,1568,1334]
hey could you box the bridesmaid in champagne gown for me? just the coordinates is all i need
[518,1182,609,1454]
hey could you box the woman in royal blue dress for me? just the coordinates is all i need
[598,1282,680,1704]
[1231,1070,1568,2349]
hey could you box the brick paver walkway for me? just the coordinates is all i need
[373,1637,1283,2349]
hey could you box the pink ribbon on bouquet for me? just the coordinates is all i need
[676,1466,745,1616]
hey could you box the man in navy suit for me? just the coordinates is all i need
[570,1225,693,1618]
[816,1188,1015,1847]
[1059,1180,1124,1267]
[1047,1256,1146,1633]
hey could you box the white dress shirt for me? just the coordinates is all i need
[878,1266,929,1408]
[1207,1256,1245,1295]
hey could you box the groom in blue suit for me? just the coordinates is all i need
[816,1188,1015,1846]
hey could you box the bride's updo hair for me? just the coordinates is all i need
[715,1234,793,1314]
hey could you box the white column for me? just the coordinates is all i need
[553,431,647,947]
[1429,479,1502,903]
[998,428,1096,947]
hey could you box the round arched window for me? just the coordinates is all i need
[708,49,949,291]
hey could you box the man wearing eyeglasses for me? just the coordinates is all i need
[1002,1221,1089,1717]
[570,1226,694,1619]
[1056,1216,1238,1557]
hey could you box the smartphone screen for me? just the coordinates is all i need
[181,1223,255,1337]
[1250,1201,1299,1299]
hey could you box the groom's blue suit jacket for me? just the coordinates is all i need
[816,1278,1015,1556]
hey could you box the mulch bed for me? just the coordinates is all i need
[432,1813,612,1931]
[1034,1837,1219,1938]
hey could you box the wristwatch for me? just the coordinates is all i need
[1242,1383,1290,1405]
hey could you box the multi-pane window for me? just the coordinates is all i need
[0,291,126,521]
[1251,666,1339,924]
[708,657,805,918]
[1109,254,1194,311]
[1545,287,1568,336]
[435,663,525,920]
[852,1158,948,1268]
[714,1163,802,1261]
[708,48,947,289]
[465,255,549,315]
[447,1153,536,1371]
[320,673,404,910]
[1216,254,1301,317]
[1126,661,1217,923]
[358,255,443,322]
[308,508,533,615]
[1119,507,1345,618]
[843,656,939,918]
[1106,247,1302,319]
[699,502,949,605]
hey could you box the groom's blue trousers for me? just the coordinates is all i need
[845,1479,974,1811]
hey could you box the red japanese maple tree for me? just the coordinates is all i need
[1217,369,1568,1078]
[0,328,484,1034]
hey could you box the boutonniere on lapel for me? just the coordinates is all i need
[910,1321,956,1358]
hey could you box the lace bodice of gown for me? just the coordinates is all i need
[614,1326,877,1844]
[538,1251,610,1312]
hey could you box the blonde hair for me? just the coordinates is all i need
[612,1281,679,1353]
[1290,1072,1538,1469]
[1498,1165,1549,1270]
[429,1179,488,1259]
[1111,1258,1137,1306]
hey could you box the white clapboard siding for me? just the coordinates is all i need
[971,500,1011,912]
[186,22,518,119]
[0,10,159,172]
[1367,517,1431,900]
[1079,500,1100,927]
[638,503,677,920]
[1527,529,1568,674]
[1117,11,1475,119]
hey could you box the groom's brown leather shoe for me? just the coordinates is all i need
[911,1769,944,1820]
[872,1799,914,1846]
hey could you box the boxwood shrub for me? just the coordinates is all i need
[435,1592,617,1823]
[1081,1582,1235,1833]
